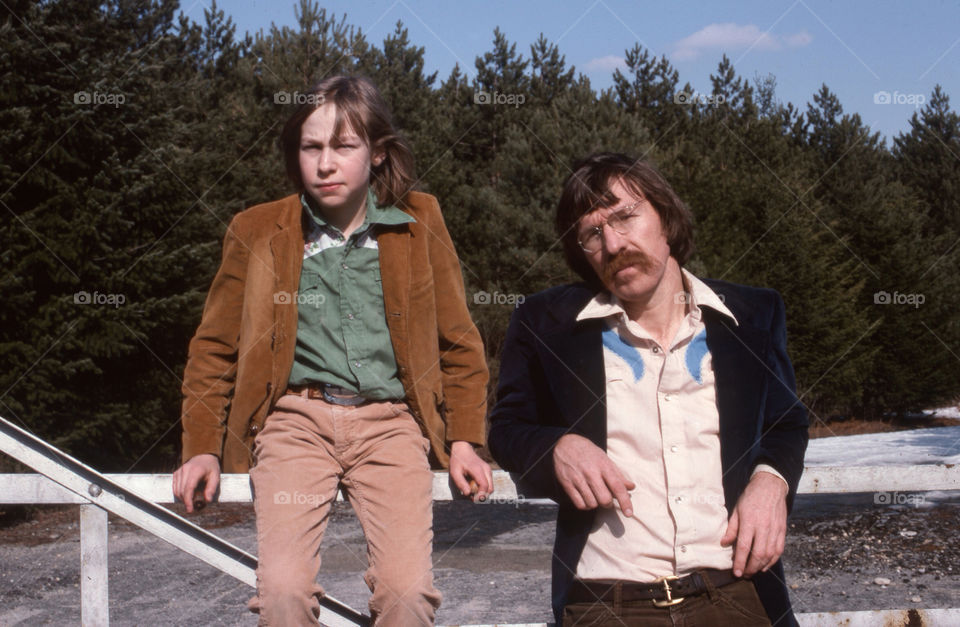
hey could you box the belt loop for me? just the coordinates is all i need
[701,570,719,601]
[613,581,622,614]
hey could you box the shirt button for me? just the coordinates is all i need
[675,496,683,503]
[341,263,348,270]
[354,361,361,367]
[347,313,354,320]
[670,445,679,453]
[680,545,687,553]
[663,394,673,402]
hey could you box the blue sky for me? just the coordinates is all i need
[182,1,959,142]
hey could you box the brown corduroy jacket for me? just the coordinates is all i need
[180,192,488,472]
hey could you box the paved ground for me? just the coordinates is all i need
[0,493,957,625]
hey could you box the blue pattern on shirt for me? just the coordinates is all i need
[602,326,645,381]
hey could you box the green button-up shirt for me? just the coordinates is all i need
[287,189,415,400]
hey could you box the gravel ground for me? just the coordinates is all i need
[0,492,957,625]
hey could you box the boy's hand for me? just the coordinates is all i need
[172,453,221,513]
[449,441,493,502]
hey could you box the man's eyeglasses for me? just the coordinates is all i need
[577,199,645,253]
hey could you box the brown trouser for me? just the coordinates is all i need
[247,392,441,626]
[563,579,771,626]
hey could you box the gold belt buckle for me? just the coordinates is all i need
[652,575,685,607]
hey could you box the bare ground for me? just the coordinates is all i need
[0,490,957,625]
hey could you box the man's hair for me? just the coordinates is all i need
[555,152,694,288]
[279,76,416,207]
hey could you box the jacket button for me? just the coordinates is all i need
[266,382,272,394]
[249,424,260,436]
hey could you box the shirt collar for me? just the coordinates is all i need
[301,188,415,236]
[576,268,738,325]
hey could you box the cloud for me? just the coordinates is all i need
[783,31,813,47]
[584,55,627,73]
[673,23,812,61]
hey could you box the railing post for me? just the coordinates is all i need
[80,503,109,626]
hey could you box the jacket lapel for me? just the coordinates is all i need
[377,225,410,365]
[541,316,608,449]
[270,199,304,374]
[704,309,770,510]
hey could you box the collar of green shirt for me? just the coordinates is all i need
[300,187,415,239]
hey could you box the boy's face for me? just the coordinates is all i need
[298,103,384,215]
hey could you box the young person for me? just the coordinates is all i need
[172,76,492,626]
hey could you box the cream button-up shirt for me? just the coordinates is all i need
[574,270,781,582]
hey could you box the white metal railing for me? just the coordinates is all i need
[2,414,959,626]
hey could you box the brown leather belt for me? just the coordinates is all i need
[286,383,368,407]
[567,569,738,607]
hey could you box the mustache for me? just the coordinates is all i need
[601,250,655,285]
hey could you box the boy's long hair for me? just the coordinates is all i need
[280,76,417,207]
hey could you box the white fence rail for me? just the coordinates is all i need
[2,414,958,626]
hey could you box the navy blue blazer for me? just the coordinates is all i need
[488,279,808,626]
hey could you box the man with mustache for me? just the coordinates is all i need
[488,153,808,626]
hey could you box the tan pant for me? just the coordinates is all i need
[248,392,441,626]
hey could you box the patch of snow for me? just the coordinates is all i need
[805,426,960,467]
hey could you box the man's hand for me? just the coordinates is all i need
[721,470,789,577]
[172,453,221,514]
[449,441,493,502]
[553,434,636,516]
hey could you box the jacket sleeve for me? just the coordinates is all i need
[753,291,809,513]
[488,301,570,502]
[422,199,489,446]
[180,215,249,463]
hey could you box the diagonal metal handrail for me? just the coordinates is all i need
[0,414,367,627]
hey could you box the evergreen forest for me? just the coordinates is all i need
[2,1,959,470]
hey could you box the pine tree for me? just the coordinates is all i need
[677,62,872,417]
[893,86,960,232]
